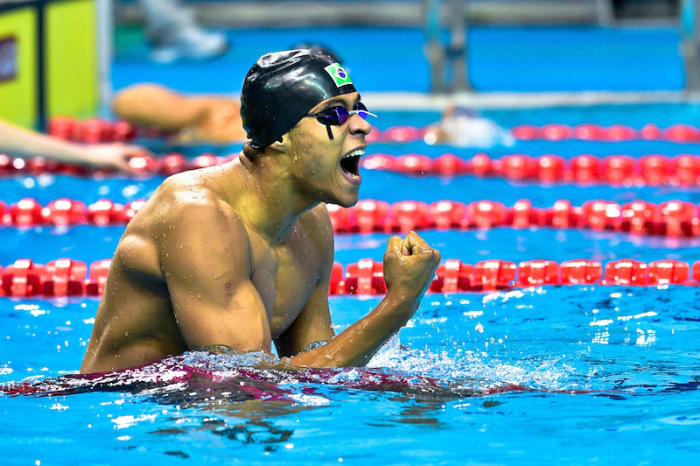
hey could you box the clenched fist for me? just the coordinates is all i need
[383,231,441,300]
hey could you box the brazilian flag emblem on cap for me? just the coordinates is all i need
[324,63,353,87]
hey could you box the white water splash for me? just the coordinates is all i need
[367,335,579,391]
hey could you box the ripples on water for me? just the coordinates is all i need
[3,285,699,405]
[1,286,699,465]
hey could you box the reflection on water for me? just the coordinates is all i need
[2,349,484,401]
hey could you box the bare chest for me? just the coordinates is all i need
[249,233,323,338]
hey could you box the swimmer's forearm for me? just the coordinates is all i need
[287,290,420,368]
[0,120,94,164]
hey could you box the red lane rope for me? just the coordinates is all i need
[45,116,700,145]
[367,123,700,144]
[0,152,233,177]
[47,117,155,143]
[5,151,700,188]
[4,197,700,239]
[1,257,698,298]
[361,153,700,186]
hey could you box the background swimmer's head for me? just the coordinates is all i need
[240,49,357,150]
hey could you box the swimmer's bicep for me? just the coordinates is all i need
[160,204,269,351]
[173,279,272,353]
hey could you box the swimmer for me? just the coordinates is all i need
[0,119,154,172]
[80,49,441,374]
[112,44,340,145]
[112,83,246,145]
[423,105,515,148]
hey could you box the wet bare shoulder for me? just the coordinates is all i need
[156,173,246,236]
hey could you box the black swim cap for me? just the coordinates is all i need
[240,49,357,148]
[290,42,343,65]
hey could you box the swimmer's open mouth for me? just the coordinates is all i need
[341,149,364,178]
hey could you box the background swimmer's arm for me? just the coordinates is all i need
[160,197,274,355]
[0,119,153,172]
[112,83,211,132]
[287,232,441,368]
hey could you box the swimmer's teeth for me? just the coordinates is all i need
[341,149,364,177]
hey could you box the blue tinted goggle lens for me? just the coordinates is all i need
[312,102,374,126]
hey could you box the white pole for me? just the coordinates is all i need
[96,0,113,116]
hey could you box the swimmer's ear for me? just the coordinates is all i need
[269,134,292,154]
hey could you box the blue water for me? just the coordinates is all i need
[2,20,700,466]
[1,285,699,465]
[3,132,700,464]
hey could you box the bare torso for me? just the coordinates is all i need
[81,161,333,373]
[84,89,441,374]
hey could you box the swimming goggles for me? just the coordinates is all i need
[306,102,377,139]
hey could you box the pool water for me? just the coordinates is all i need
[3,86,700,465]
[1,284,699,464]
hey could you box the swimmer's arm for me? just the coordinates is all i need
[112,84,216,132]
[285,292,417,368]
[0,119,151,171]
[160,198,273,355]
[287,233,440,368]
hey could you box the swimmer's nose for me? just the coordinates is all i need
[348,113,372,137]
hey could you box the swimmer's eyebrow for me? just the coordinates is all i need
[318,95,361,111]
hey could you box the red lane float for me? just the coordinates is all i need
[44,117,700,146]
[371,122,700,144]
[48,117,141,143]
[4,257,700,298]
[5,150,700,188]
[43,259,88,297]
[7,197,700,239]
[0,152,235,178]
[330,198,700,238]
[359,152,700,187]
[0,198,147,226]
[360,152,700,187]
